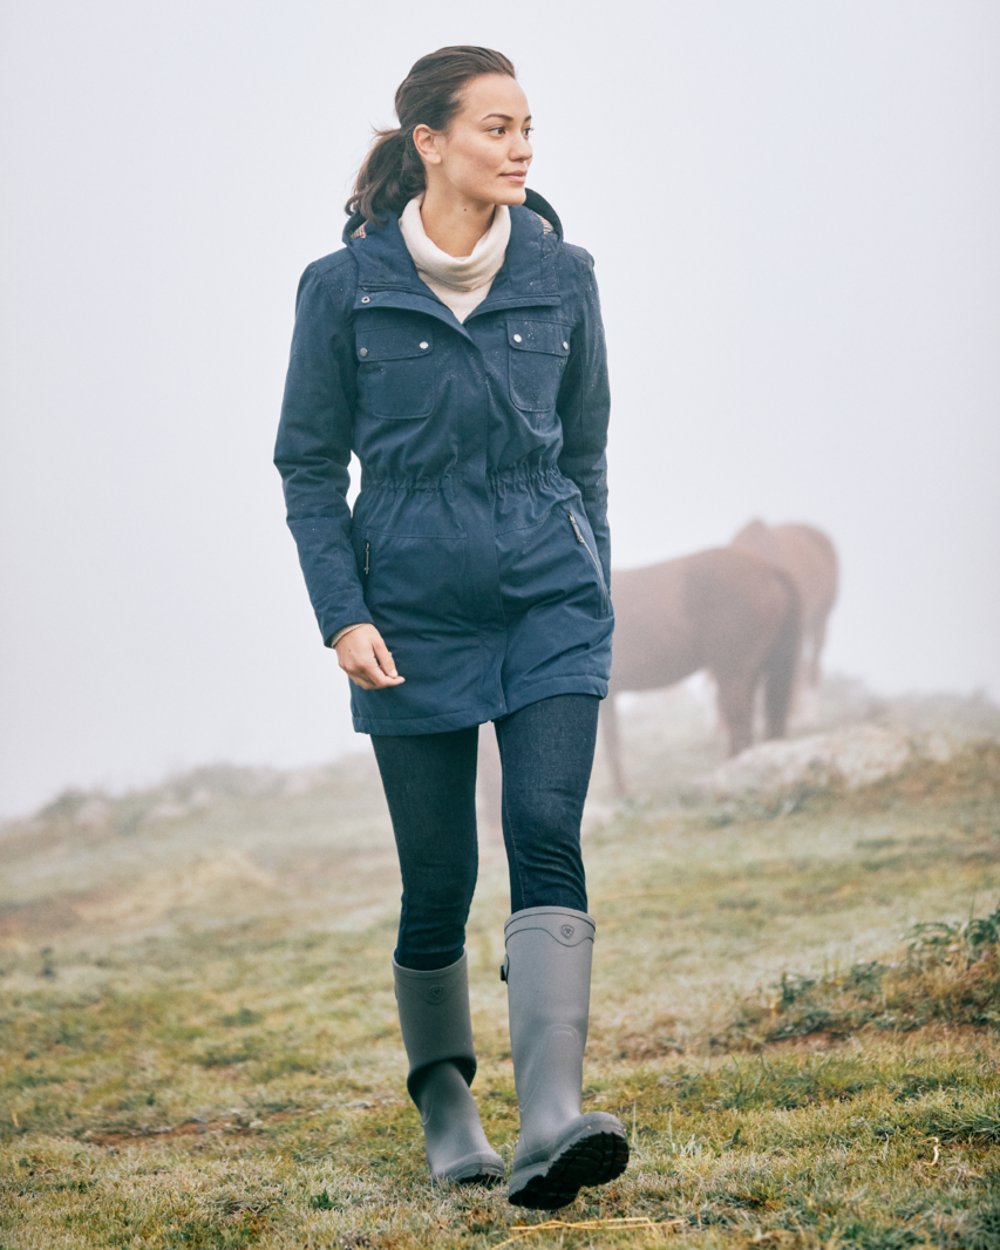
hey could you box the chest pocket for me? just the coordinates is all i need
[507,320,571,413]
[356,326,436,419]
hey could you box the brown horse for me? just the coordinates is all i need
[603,547,801,796]
[731,520,838,688]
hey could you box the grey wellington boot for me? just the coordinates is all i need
[502,907,629,1209]
[392,952,504,1185]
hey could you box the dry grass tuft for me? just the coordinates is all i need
[719,905,1000,1050]
[493,1215,689,1248]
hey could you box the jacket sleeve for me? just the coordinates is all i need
[556,254,612,587]
[273,259,374,646]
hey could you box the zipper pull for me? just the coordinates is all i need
[567,509,585,544]
[364,540,370,575]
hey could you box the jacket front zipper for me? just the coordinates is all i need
[364,540,370,576]
[566,509,608,608]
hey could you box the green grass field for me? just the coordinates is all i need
[2,686,998,1249]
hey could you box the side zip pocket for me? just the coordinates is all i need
[566,509,609,612]
[364,540,371,576]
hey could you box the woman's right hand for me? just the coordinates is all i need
[333,624,406,690]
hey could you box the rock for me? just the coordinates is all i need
[697,723,956,798]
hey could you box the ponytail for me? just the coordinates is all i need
[346,46,516,223]
[345,126,425,222]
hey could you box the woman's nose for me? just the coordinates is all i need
[510,132,532,162]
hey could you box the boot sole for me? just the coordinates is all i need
[433,1150,506,1188]
[508,1124,629,1210]
[438,1164,504,1187]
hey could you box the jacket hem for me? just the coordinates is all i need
[352,701,510,737]
[499,675,608,720]
[350,675,608,736]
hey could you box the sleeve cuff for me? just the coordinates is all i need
[327,622,367,648]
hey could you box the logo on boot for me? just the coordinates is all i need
[427,984,445,1003]
[560,924,576,939]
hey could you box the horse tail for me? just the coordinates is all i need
[764,569,802,739]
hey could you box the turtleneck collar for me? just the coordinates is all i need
[398,195,511,293]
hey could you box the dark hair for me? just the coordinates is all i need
[346,46,517,222]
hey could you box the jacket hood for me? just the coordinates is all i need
[341,187,563,245]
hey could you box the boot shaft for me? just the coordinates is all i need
[393,951,477,1098]
[502,907,596,1134]
[502,907,595,1038]
[392,951,504,1185]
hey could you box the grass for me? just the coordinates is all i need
[718,906,1000,1049]
[1,693,999,1249]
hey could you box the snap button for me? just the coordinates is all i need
[358,347,368,357]
[513,333,523,343]
[562,340,570,351]
[419,341,429,350]
[360,295,371,304]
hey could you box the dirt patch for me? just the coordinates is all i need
[81,1106,306,1148]
[0,898,82,942]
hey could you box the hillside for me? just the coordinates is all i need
[1,678,998,1249]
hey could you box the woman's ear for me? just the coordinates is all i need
[411,123,443,165]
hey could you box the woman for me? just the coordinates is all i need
[274,46,627,1210]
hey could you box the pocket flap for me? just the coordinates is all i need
[507,321,571,356]
[356,328,434,362]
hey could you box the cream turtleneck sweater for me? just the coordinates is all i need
[398,194,511,323]
[330,198,511,649]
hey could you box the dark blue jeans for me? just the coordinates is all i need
[370,694,599,971]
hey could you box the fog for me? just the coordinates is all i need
[2,0,998,819]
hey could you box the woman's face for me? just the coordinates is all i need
[417,73,533,208]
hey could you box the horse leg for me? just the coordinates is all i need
[786,630,805,719]
[600,693,628,799]
[714,671,756,756]
[809,615,829,687]
[764,575,801,739]
[476,727,503,842]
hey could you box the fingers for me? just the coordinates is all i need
[334,625,406,691]
[371,634,400,681]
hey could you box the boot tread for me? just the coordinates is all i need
[508,1127,629,1210]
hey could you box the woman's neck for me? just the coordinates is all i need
[417,185,496,258]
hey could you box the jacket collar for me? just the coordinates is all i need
[342,189,564,326]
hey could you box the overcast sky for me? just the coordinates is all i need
[2,0,998,819]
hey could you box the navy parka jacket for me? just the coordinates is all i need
[274,190,614,735]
